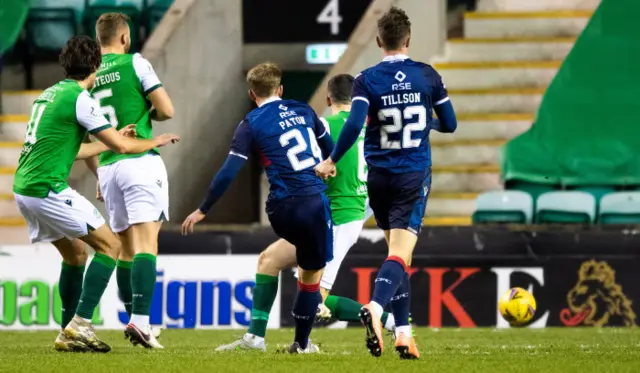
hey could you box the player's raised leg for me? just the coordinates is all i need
[216,239,297,352]
[361,167,426,359]
[52,238,89,352]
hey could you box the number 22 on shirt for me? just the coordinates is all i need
[378,105,427,149]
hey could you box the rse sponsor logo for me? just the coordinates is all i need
[560,260,636,327]
[118,270,254,328]
[391,82,412,91]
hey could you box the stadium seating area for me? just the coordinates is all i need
[472,0,640,225]
[6,0,173,87]
[473,187,640,224]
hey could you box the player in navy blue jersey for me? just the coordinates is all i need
[182,62,334,354]
[315,7,457,360]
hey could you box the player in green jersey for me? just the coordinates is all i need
[214,74,395,353]
[89,13,175,349]
[13,36,179,353]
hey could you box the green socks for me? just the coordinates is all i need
[76,253,116,320]
[116,260,133,317]
[247,273,279,337]
[325,295,390,325]
[58,262,85,328]
[131,253,156,317]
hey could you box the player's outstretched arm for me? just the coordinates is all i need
[181,154,247,235]
[75,125,138,160]
[182,120,253,235]
[431,100,457,133]
[93,127,179,155]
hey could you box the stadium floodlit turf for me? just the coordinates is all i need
[1,328,639,373]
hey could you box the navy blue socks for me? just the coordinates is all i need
[292,281,321,349]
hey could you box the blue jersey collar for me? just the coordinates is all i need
[382,54,409,62]
[259,96,281,107]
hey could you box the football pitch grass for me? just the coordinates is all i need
[1,328,639,373]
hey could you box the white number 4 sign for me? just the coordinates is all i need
[317,0,342,35]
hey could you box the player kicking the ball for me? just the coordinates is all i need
[12,36,179,352]
[89,13,175,348]
[214,74,396,353]
[315,7,458,359]
[182,62,333,354]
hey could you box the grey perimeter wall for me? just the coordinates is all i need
[76,0,258,223]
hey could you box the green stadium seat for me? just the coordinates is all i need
[598,192,640,224]
[535,191,596,224]
[574,185,614,205]
[27,0,82,51]
[472,191,533,224]
[505,180,556,203]
[84,1,142,51]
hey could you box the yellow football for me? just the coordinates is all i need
[498,287,537,326]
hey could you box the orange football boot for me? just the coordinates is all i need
[395,332,420,360]
[359,304,384,357]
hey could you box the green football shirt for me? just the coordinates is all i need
[13,80,112,198]
[322,111,368,225]
[91,53,163,167]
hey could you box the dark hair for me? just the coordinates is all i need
[377,7,411,51]
[96,12,130,46]
[327,74,354,104]
[59,36,102,80]
[246,62,282,98]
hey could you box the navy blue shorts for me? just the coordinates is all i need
[367,167,432,234]
[267,193,333,270]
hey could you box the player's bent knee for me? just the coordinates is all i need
[72,247,89,266]
[257,249,281,276]
[82,225,122,260]
[117,233,135,262]
[387,228,418,264]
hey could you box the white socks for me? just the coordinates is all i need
[130,314,150,328]
[369,301,384,317]
[396,325,412,338]
[384,313,396,331]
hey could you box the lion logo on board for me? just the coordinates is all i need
[560,260,636,327]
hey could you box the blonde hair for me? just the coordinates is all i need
[246,62,282,98]
[96,12,130,46]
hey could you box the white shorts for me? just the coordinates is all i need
[15,188,106,243]
[295,217,367,290]
[97,154,169,233]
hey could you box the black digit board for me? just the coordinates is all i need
[243,0,372,43]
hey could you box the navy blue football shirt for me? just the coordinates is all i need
[351,55,448,173]
[230,98,332,202]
